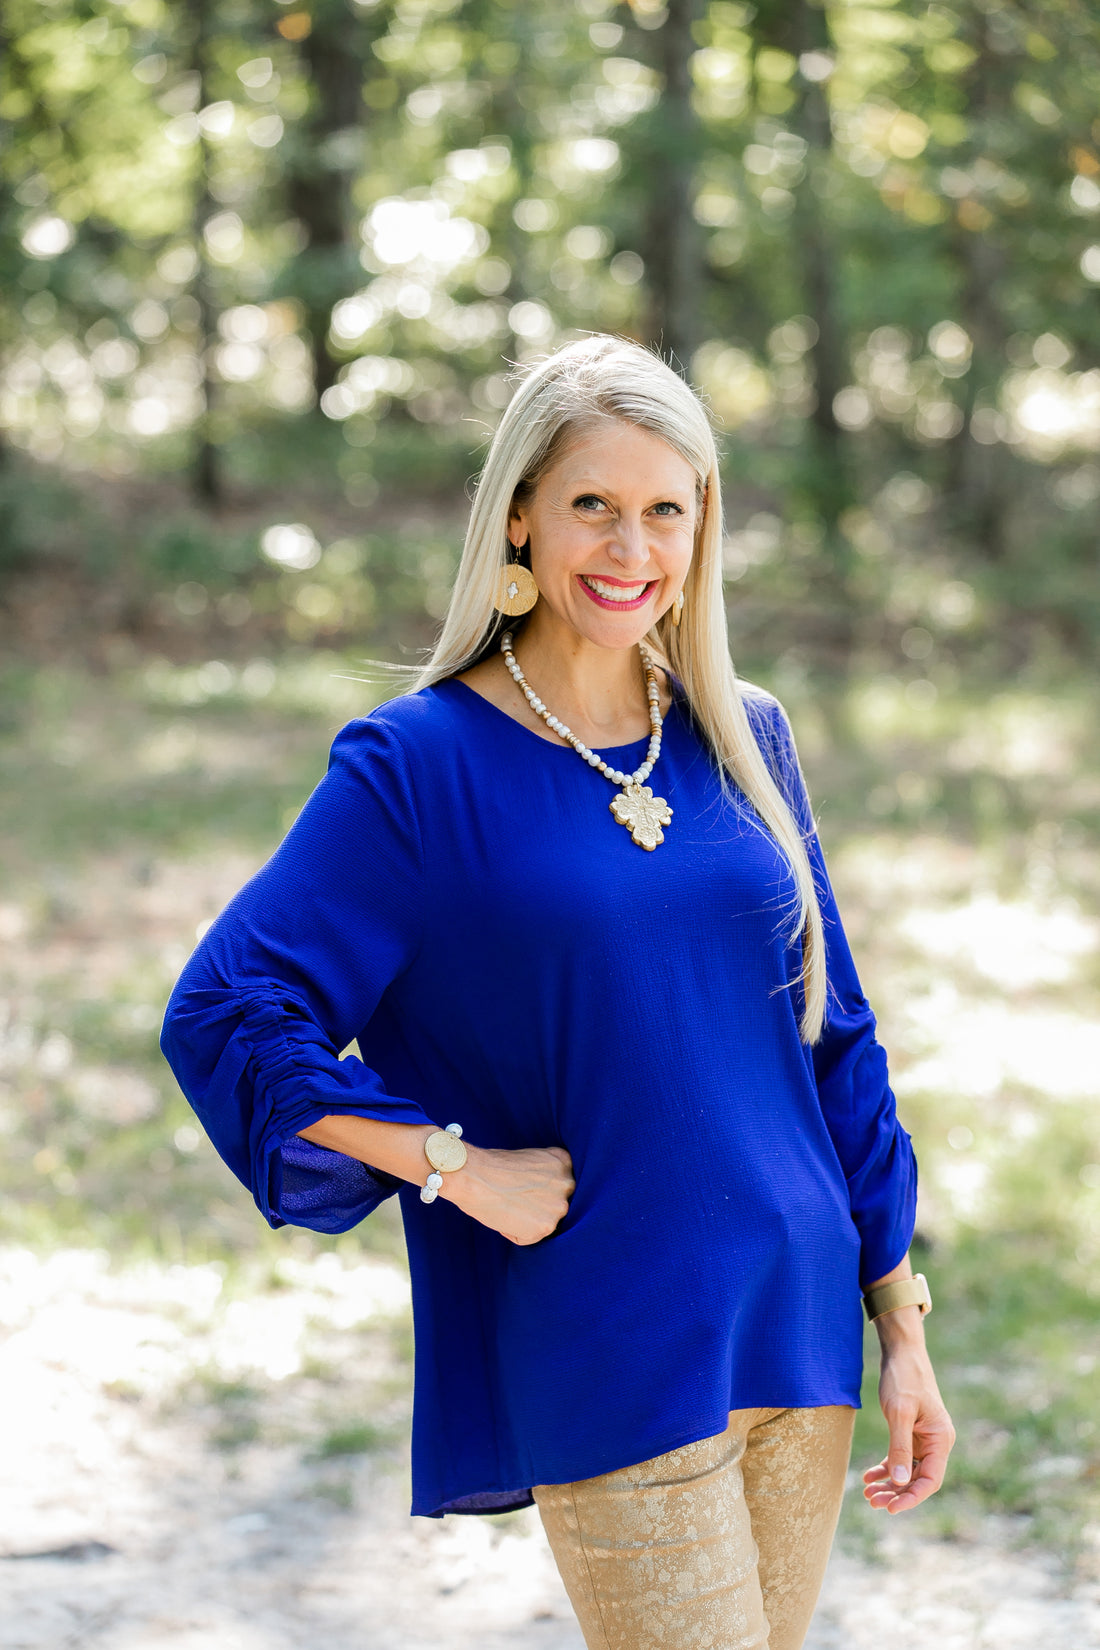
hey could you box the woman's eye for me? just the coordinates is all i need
[574,495,606,512]
[652,501,684,517]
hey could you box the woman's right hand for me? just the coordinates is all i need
[441,1143,575,1245]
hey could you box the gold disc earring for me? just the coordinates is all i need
[671,589,685,627]
[494,541,539,617]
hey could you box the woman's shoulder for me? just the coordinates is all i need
[735,681,801,785]
[664,674,792,772]
[328,679,471,781]
[738,679,792,741]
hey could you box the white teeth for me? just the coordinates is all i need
[582,575,648,602]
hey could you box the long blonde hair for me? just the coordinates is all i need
[414,335,827,1042]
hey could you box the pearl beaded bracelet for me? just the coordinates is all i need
[420,1122,466,1203]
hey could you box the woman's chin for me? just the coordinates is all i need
[560,600,661,651]
[577,621,654,651]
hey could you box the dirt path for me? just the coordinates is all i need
[3,1248,1098,1650]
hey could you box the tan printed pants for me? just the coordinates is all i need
[533,1405,855,1650]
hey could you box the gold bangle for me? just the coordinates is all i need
[420,1124,467,1204]
[863,1272,932,1322]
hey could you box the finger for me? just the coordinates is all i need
[879,1471,933,1514]
[862,1459,900,1502]
[864,1471,922,1511]
[857,1465,897,1491]
[864,1415,955,1490]
[905,1439,951,1500]
[886,1408,916,1491]
[866,1450,946,1514]
[863,1454,920,1504]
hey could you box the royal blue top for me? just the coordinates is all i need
[160,677,916,1518]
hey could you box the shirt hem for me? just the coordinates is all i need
[411,1383,863,1518]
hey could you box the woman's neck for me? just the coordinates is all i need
[456,609,664,750]
[514,607,649,742]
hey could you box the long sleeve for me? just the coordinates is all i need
[160,713,435,1233]
[749,693,918,1287]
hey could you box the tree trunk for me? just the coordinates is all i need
[284,0,368,400]
[943,17,1012,559]
[946,224,1010,557]
[641,0,705,373]
[0,12,12,475]
[787,1,850,549]
[188,0,220,506]
[478,0,536,361]
[750,0,854,677]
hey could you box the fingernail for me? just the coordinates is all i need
[891,1465,910,1485]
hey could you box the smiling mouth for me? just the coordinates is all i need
[578,575,657,609]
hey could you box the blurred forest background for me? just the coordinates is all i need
[2,0,1100,1638]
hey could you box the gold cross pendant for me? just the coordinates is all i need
[609,784,672,850]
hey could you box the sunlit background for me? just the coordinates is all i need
[2,0,1099,1644]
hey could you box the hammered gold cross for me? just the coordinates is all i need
[610,784,672,850]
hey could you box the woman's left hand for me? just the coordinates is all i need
[863,1309,956,1514]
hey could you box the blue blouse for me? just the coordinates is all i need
[160,678,916,1517]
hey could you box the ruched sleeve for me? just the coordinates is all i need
[748,692,918,1287]
[160,713,435,1233]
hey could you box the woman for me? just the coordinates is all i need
[161,334,954,1650]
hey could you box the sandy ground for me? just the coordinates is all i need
[3,1247,1099,1650]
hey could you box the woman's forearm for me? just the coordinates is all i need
[298,1113,437,1184]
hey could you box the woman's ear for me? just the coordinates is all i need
[508,503,529,550]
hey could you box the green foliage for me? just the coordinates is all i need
[0,461,86,571]
[313,1419,395,1457]
[1,0,1098,653]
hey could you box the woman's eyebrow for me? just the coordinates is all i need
[566,476,693,499]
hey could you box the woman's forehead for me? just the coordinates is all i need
[547,419,697,487]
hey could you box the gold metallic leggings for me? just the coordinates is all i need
[533,1405,855,1650]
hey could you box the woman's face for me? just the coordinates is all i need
[509,419,701,651]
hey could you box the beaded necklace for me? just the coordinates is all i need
[500,629,673,851]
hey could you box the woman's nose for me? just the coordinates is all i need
[606,518,648,567]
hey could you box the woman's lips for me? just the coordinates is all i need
[576,574,657,612]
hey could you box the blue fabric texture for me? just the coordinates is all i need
[160,678,917,1518]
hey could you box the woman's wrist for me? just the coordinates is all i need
[874,1303,927,1354]
[437,1140,486,1210]
[863,1252,932,1350]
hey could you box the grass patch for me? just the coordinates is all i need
[312,1421,395,1459]
[305,1477,355,1508]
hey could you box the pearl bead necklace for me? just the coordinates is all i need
[500,630,663,788]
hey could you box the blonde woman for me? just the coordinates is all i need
[161,335,954,1650]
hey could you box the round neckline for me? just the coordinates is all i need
[437,676,673,761]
